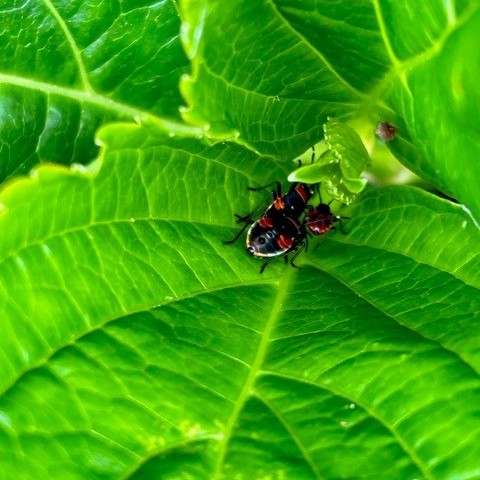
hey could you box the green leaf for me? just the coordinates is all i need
[1,122,480,478]
[2,1,480,478]
[179,0,371,158]
[288,118,370,204]
[180,0,480,220]
[0,0,189,181]
[385,6,480,219]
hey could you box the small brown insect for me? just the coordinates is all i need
[376,122,397,142]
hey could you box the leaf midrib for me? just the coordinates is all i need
[0,73,145,120]
[212,266,295,479]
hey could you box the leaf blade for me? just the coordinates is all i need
[0,122,479,478]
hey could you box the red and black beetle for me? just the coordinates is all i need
[224,182,314,272]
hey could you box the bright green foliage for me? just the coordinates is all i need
[0,0,188,180]
[1,124,479,479]
[288,118,370,204]
[181,0,480,219]
[0,0,479,479]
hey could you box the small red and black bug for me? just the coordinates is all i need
[224,182,314,272]
[304,202,348,236]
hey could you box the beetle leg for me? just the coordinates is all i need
[234,213,252,223]
[337,217,349,234]
[248,181,282,200]
[289,241,306,268]
[223,221,252,245]
[259,258,276,274]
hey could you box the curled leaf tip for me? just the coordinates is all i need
[289,118,371,204]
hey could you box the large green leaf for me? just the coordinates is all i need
[1,0,480,478]
[0,0,188,181]
[0,122,479,478]
[180,0,480,220]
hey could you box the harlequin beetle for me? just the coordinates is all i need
[246,215,307,273]
[224,181,314,245]
[224,182,314,272]
[260,182,314,222]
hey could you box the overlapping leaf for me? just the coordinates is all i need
[0,123,479,478]
[180,0,376,158]
[385,7,480,219]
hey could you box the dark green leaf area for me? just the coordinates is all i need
[181,0,362,157]
[74,0,187,114]
[0,86,120,181]
[0,1,77,85]
[0,0,189,182]
[272,0,391,91]
[1,0,186,116]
